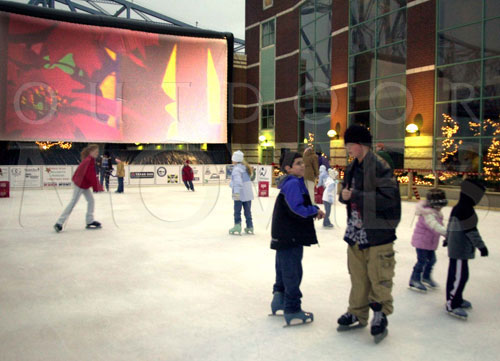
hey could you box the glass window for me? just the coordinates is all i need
[300,46,315,71]
[350,21,376,54]
[482,137,500,179]
[350,51,375,83]
[262,19,275,47]
[350,0,376,25]
[349,111,373,129]
[263,0,273,10]
[438,0,482,30]
[315,89,332,117]
[261,104,275,129]
[376,107,406,139]
[377,9,406,46]
[485,18,500,58]
[315,64,332,90]
[349,81,375,112]
[377,43,406,77]
[300,1,316,26]
[300,21,315,49]
[316,13,332,42]
[299,70,315,95]
[483,98,500,136]
[437,61,481,102]
[438,24,481,65]
[299,95,314,119]
[486,0,500,19]
[378,0,406,15]
[435,138,480,172]
[375,75,406,108]
[315,38,331,68]
[436,101,480,138]
[484,58,500,98]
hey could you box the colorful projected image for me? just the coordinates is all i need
[0,11,228,143]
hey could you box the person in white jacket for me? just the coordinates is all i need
[229,150,254,235]
[322,168,338,228]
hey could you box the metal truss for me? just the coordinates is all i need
[26,0,245,52]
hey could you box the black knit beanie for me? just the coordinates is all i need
[344,125,372,146]
[280,151,302,172]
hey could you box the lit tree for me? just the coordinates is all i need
[482,117,500,181]
[440,113,461,165]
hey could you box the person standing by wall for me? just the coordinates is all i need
[181,160,195,191]
[54,144,103,232]
[115,158,125,193]
[336,125,401,344]
[303,147,319,205]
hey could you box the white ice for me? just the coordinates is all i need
[0,183,499,361]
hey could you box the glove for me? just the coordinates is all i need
[479,247,489,257]
[233,193,240,201]
[442,239,448,247]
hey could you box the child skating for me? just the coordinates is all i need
[409,189,448,292]
[54,144,103,232]
[229,151,254,235]
[182,160,195,191]
[445,179,489,320]
[321,167,338,228]
[269,151,324,327]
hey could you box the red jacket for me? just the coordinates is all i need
[182,165,194,181]
[72,156,102,191]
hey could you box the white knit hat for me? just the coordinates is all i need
[232,150,244,163]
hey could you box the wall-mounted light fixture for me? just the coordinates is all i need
[406,123,419,134]
[259,135,267,143]
[327,129,338,139]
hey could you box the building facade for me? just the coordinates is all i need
[236,0,500,179]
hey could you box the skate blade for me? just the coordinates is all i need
[283,318,313,328]
[447,311,468,320]
[408,286,427,293]
[268,312,284,317]
[86,226,102,229]
[374,329,388,344]
[336,323,367,332]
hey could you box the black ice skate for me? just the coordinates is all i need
[409,278,427,293]
[336,312,367,332]
[370,303,388,344]
[461,300,472,309]
[446,306,468,320]
[86,221,102,229]
[269,291,284,316]
[54,223,62,233]
[422,277,439,289]
[283,310,313,327]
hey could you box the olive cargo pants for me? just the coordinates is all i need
[346,242,396,325]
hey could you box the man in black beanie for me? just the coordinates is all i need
[336,124,401,344]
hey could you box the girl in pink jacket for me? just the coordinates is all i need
[409,188,448,292]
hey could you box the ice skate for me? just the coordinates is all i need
[229,224,242,235]
[268,291,284,316]
[409,278,427,293]
[422,277,439,289]
[323,223,334,228]
[447,307,468,320]
[54,223,62,233]
[86,221,102,229]
[244,227,254,234]
[337,312,367,332]
[461,300,472,309]
[283,310,313,327]
[370,303,388,344]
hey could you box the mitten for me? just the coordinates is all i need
[479,247,489,257]
[233,193,240,201]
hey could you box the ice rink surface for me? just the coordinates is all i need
[0,183,499,361]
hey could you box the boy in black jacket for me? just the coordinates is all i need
[270,151,324,326]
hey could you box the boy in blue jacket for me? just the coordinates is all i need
[269,151,324,326]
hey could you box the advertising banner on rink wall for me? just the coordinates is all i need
[0,166,8,182]
[9,166,41,188]
[155,165,180,185]
[129,165,155,185]
[43,166,72,187]
[203,164,226,183]
[190,165,204,184]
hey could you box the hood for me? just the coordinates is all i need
[458,179,486,206]
[319,165,327,175]
[276,174,299,189]
[415,200,437,216]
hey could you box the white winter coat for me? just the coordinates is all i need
[230,163,254,202]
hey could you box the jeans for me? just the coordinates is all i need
[183,180,194,191]
[411,249,437,281]
[57,185,95,225]
[323,201,332,226]
[234,200,252,228]
[117,177,124,193]
[273,246,304,313]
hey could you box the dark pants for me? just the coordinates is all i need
[234,200,252,228]
[183,180,194,191]
[323,201,332,226]
[273,246,304,313]
[117,177,124,193]
[411,249,436,280]
[446,258,469,310]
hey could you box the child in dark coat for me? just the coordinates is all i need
[444,179,489,320]
[269,151,324,326]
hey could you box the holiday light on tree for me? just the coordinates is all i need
[482,117,500,181]
[35,141,72,150]
[440,113,460,164]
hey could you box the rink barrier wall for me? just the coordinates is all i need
[0,164,273,191]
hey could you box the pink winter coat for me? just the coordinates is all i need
[411,200,447,250]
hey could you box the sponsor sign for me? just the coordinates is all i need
[190,165,203,184]
[203,165,226,183]
[10,166,41,188]
[43,166,72,187]
[0,166,8,182]
[129,165,155,185]
[155,165,180,184]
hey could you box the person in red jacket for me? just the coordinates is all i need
[182,160,195,191]
[54,144,103,232]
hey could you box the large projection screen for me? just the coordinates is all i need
[0,3,230,143]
